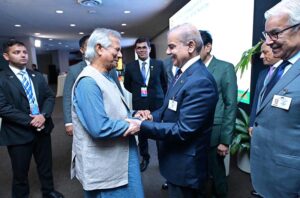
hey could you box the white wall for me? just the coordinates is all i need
[151,28,169,60]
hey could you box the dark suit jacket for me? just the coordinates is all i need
[249,68,268,127]
[207,57,237,146]
[0,68,55,146]
[63,61,123,124]
[124,59,167,111]
[163,57,175,86]
[141,60,218,189]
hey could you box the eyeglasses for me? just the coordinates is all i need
[262,23,300,41]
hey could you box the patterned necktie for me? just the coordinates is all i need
[141,62,146,80]
[262,60,290,101]
[19,70,35,104]
[172,68,182,86]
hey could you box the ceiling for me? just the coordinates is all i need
[0,0,189,53]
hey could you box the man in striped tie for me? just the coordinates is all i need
[0,40,63,198]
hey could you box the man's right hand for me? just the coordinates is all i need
[248,127,253,137]
[65,125,73,136]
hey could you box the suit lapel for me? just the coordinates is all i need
[257,58,300,114]
[5,69,27,98]
[148,59,155,85]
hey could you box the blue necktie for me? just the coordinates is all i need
[19,70,35,104]
[172,68,182,86]
[141,62,147,85]
[262,60,290,101]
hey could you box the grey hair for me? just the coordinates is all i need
[169,23,203,53]
[265,0,300,26]
[85,28,121,62]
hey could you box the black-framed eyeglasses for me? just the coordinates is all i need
[262,23,300,40]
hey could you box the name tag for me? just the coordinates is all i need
[141,86,148,97]
[168,99,178,111]
[271,95,292,110]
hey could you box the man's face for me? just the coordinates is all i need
[260,44,280,65]
[135,42,151,61]
[3,44,28,69]
[166,31,189,67]
[265,13,300,60]
[200,43,211,61]
[101,36,122,71]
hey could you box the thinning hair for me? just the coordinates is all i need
[2,40,26,53]
[265,0,300,26]
[85,28,121,62]
[168,23,203,53]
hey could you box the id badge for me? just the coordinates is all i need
[168,99,178,111]
[141,86,148,97]
[271,95,292,110]
[30,103,40,115]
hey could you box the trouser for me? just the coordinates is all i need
[208,146,228,198]
[138,134,150,160]
[7,133,54,198]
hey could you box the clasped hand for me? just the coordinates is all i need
[123,110,152,137]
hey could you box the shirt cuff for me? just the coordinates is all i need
[65,123,73,127]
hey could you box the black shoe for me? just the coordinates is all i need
[251,190,262,197]
[140,158,149,172]
[161,182,168,190]
[44,190,64,198]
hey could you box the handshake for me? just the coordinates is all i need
[123,110,153,137]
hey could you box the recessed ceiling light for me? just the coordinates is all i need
[49,38,53,41]
[78,0,102,7]
[58,42,62,45]
[65,45,69,47]
[34,33,41,36]
[124,10,131,14]
[121,32,125,34]
[70,24,76,27]
[79,32,84,35]
[14,24,21,27]
[121,23,127,26]
[56,10,64,14]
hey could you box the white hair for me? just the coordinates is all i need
[265,0,300,25]
[85,28,121,62]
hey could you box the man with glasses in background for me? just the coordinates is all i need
[250,0,300,197]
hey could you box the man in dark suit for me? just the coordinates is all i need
[0,40,63,198]
[63,35,123,136]
[248,43,281,198]
[200,30,237,198]
[249,42,281,134]
[251,1,300,197]
[124,37,167,172]
[126,23,218,198]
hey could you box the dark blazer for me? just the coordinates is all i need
[0,68,55,146]
[63,61,123,124]
[163,57,175,86]
[207,57,237,146]
[124,59,167,111]
[141,60,218,189]
[249,68,268,127]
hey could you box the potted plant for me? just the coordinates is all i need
[230,107,251,173]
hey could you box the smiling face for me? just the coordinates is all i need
[166,30,190,68]
[265,13,300,60]
[135,42,151,61]
[260,43,281,65]
[3,44,28,69]
[101,36,122,72]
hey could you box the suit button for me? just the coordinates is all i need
[254,122,258,127]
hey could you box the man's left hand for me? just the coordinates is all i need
[30,114,45,128]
